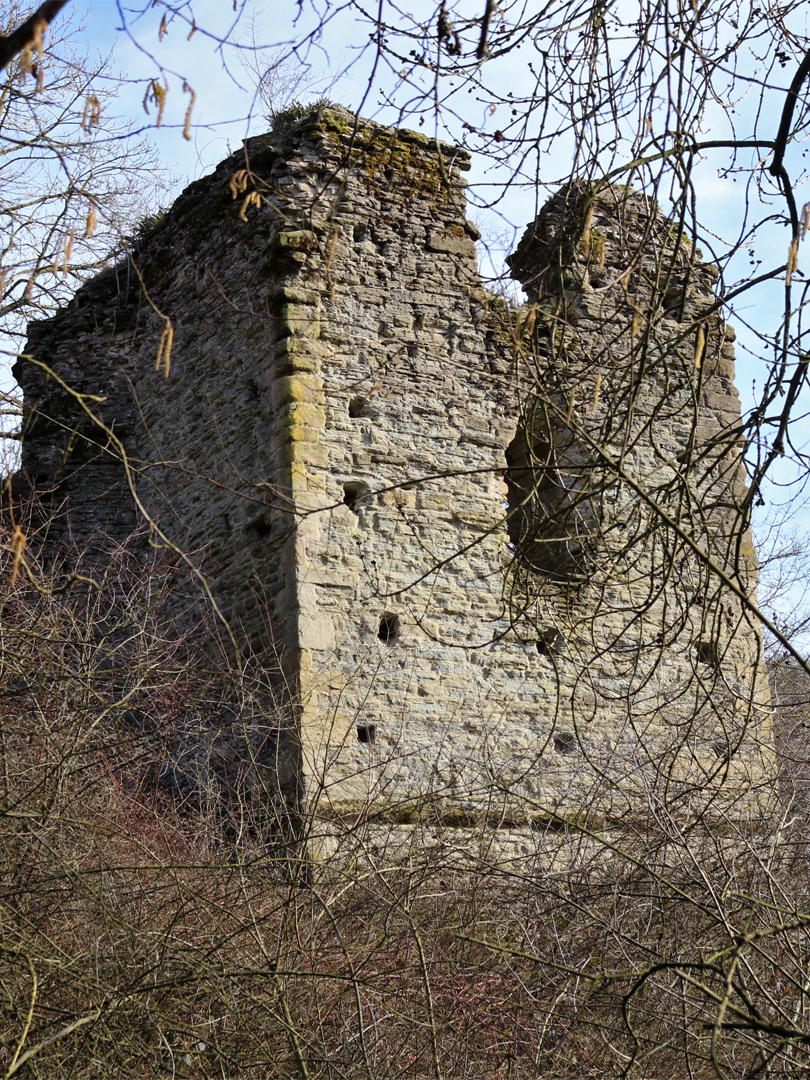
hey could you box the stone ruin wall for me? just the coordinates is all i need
[13,108,771,839]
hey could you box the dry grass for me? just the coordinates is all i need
[1,522,810,1079]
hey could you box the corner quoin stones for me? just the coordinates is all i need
[13,106,770,833]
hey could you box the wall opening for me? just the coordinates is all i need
[554,731,576,755]
[246,513,272,539]
[378,613,401,644]
[536,627,564,656]
[348,396,369,418]
[712,739,729,761]
[696,640,720,669]
[343,481,370,513]
[661,281,686,319]
[505,420,594,578]
[357,724,376,744]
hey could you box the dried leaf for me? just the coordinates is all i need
[155,319,174,378]
[182,81,196,141]
[10,523,25,587]
[84,205,98,238]
[694,325,705,369]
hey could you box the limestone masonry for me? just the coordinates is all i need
[13,107,770,837]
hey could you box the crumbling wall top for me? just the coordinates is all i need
[507,181,719,310]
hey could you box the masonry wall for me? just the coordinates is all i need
[13,108,770,840]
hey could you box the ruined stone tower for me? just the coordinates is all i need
[13,107,770,846]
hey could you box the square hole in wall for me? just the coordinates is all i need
[378,613,401,644]
[343,481,371,513]
[696,640,720,669]
[553,732,576,755]
[348,396,369,417]
[537,627,564,656]
[357,724,376,744]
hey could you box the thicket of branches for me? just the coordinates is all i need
[0,0,159,454]
[2,1,810,1078]
[0,520,808,1079]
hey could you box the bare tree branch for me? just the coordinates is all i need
[0,0,69,73]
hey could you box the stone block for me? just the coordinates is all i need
[426,231,478,258]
